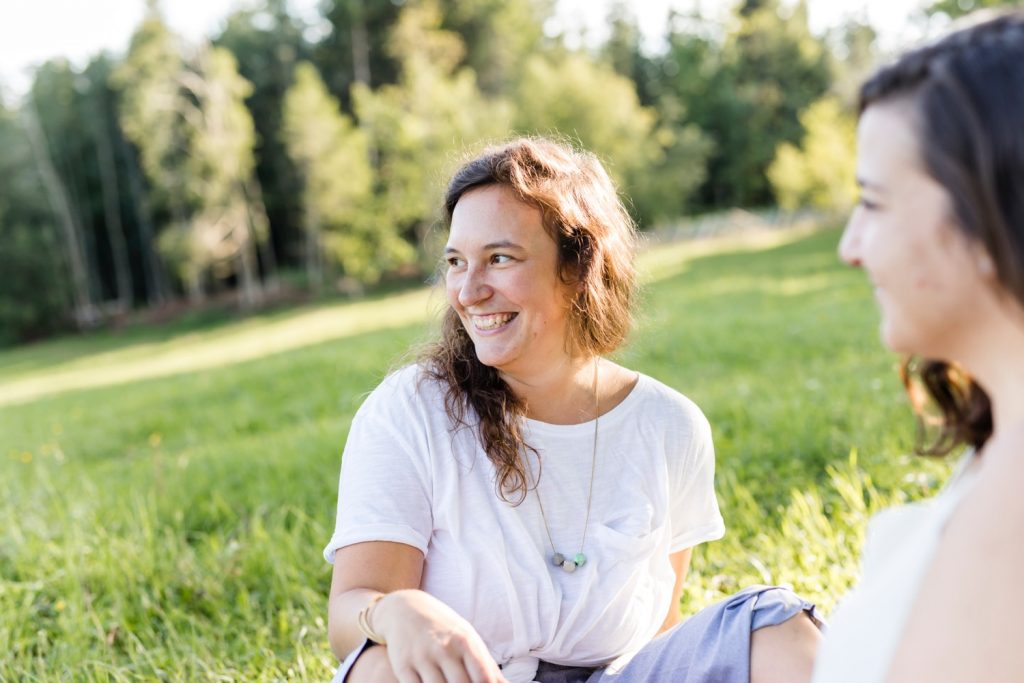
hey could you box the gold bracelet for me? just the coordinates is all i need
[356,594,387,645]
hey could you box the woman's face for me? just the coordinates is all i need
[445,184,576,377]
[839,100,992,359]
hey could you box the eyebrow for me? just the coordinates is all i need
[444,240,525,254]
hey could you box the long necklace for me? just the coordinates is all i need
[532,358,599,574]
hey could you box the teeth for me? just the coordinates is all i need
[473,313,515,330]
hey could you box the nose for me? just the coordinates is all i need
[456,264,492,308]
[838,212,863,267]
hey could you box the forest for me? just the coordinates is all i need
[0,0,1008,345]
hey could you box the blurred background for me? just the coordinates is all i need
[1,0,1013,345]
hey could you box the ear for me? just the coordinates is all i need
[973,246,996,281]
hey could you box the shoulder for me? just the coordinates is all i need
[883,429,1024,680]
[627,372,712,438]
[357,363,448,419]
[956,430,1024,538]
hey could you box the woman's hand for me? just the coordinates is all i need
[374,589,508,683]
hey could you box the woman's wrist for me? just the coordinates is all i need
[365,589,415,644]
[357,593,387,644]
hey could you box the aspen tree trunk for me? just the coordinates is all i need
[350,0,372,87]
[89,91,134,310]
[118,135,170,305]
[243,178,279,294]
[22,98,99,328]
[308,207,325,292]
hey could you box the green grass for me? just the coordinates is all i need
[0,226,953,681]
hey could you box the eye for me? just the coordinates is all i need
[491,254,514,265]
[857,196,880,211]
[446,256,465,268]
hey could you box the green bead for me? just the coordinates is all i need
[574,553,587,567]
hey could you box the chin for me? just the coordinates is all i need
[472,347,511,370]
[879,320,923,357]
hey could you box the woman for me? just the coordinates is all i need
[813,10,1024,682]
[324,138,821,683]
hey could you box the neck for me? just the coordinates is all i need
[955,310,1024,437]
[501,355,598,425]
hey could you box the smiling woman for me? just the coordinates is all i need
[322,137,823,683]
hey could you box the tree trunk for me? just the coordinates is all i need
[304,198,323,292]
[118,135,171,306]
[22,98,99,328]
[350,0,372,87]
[243,179,279,294]
[89,91,134,310]
[236,207,262,310]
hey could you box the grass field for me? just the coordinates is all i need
[0,226,953,681]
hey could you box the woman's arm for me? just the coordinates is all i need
[657,547,694,634]
[885,438,1024,682]
[328,540,424,658]
[329,540,507,683]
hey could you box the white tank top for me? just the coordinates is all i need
[812,452,980,683]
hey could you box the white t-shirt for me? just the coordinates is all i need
[812,452,980,683]
[324,364,725,682]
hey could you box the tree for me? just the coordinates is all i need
[113,4,187,223]
[112,3,183,302]
[23,75,99,328]
[826,18,879,107]
[513,51,709,224]
[171,45,269,307]
[712,0,830,206]
[602,1,655,102]
[767,96,857,211]
[439,0,552,96]
[353,0,507,266]
[84,55,134,311]
[515,53,655,185]
[0,100,72,343]
[216,0,309,271]
[282,62,375,287]
[315,0,404,108]
[651,0,830,208]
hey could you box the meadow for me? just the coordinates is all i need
[0,226,953,681]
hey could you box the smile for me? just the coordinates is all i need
[471,313,517,331]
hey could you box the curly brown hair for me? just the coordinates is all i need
[420,137,639,502]
[859,10,1024,454]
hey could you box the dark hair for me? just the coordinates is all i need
[420,137,638,502]
[859,10,1024,454]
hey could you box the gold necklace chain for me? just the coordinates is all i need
[532,358,599,574]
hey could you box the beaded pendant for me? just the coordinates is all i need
[551,552,587,573]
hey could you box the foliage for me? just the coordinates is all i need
[0,227,951,678]
[924,0,1023,18]
[647,1,831,208]
[514,52,656,183]
[768,96,858,212]
[439,0,553,95]
[352,0,508,265]
[0,104,70,343]
[1,0,896,341]
[513,50,711,225]
[314,0,403,107]
[282,62,382,285]
[112,6,187,219]
[215,1,311,266]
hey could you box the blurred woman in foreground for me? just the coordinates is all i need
[814,9,1024,682]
